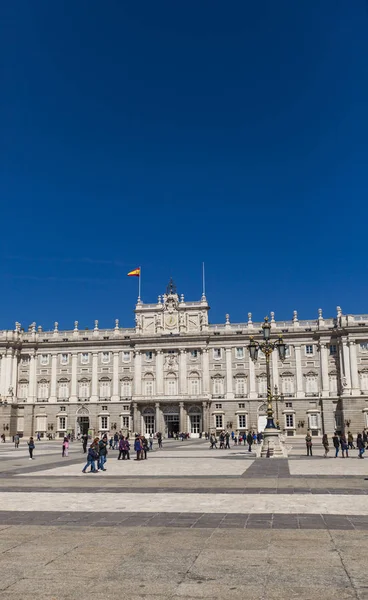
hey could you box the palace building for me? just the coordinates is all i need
[1,279,368,439]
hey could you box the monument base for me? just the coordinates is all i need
[260,427,288,458]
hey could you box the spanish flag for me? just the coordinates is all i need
[127,267,140,277]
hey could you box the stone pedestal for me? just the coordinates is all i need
[260,428,288,458]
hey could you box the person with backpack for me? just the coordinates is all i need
[332,432,340,458]
[305,432,313,456]
[82,444,98,473]
[28,436,35,460]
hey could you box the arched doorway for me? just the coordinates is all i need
[257,403,267,432]
[162,404,179,438]
[76,406,90,437]
[188,405,201,438]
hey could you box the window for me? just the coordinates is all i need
[144,415,155,435]
[190,350,198,359]
[213,348,222,359]
[58,380,69,398]
[38,381,49,399]
[236,347,244,359]
[329,374,338,393]
[21,356,29,365]
[59,406,66,412]
[360,342,368,352]
[79,380,90,398]
[282,376,294,395]
[309,414,319,429]
[122,416,130,428]
[167,378,177,396]
[215,414,223,428]
[102,352,110,364]
[235,377,246,395]
[238,414,246,429]
[215,403,222,409]
[305,374,318,394]
[190,378,200,395]
[101,405,108,411]
[145,351,153,361]
[60,353,68,365]
[285,402,293,408]
[334,412,342,429]
[190,415,201,434]
[145,380,153,396]
[40,354,49,365]
[285,414,294,428]
[238,403,245,409]
[18,382,28,399]
[305,345,314,355]
[121,380,131,397]
[100,416,109,430]
[99,380,111,398]
[36,415,47,432]
[258,376,267,395]
[285,346,291,358]
[330,344,337,355]
[81,353,89,364]
[58,416,66,430]
[213,378,224,395]
[360,371,368,391]
[123,351,131,362]
[122,404,130,411]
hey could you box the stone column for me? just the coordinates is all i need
[0,353,6,397]
[49,354,57,402]
[134,351,142,396]
[202,401,207,433]
[28,352,37,403]
[111,351,120,401]
[271,348,279,391]
[70,353,78,402]
[155,401,160,433]
[248,355,257,399]
[179,401,185,432]
[225,348,234,399]
[91,352,98,401]
[294,345,304,397]
[4,349,13,399]
[133,402,138,433]
[342,339,352,394]
[349,341,360,394]
[320,343,329,397]
[202,349,210,394]
[156,350,164,395]
[11,351,19,400]
[179,349,187,395]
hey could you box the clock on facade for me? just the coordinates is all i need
[165,314,177,329]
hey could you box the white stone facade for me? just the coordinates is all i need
[1,282,368,439]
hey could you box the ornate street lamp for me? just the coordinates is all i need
[248,317,287,457]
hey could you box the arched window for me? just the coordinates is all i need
[144,373,154,396]
[188,372,201,396]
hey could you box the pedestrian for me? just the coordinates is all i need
[141,436,148,459]
[219,432,225,449]
[118,436,125,460]
[149,433,153,451]
[231,430,234,440]
[246,431,253,453]
[225,431,230,449]
[322,433,329,458]
[98,435,108,471]
[109,436,113,450]
[82,433,88,454]
[305,432,313,456]
[123,437,130,459]
[14,434,20,449]
[340,433,349,458]
[82,444,98,473]
[252,431,257,445]
[62,436,69,457]
[113,432,119,449]
[332,432,340,457]
[37,432,41,441]
[28,436,35,460]
[347,431,355,450]
[134,436,142,460]
[363,430,368,445]
[357,433,365,459]
[157,432,163,449]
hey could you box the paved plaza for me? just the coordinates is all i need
[0,438,368,599]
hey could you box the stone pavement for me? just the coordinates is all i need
[0,438,367,599]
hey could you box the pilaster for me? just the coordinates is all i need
[70,353,78,402]
[320,342,329,397]
[179,349,187,395]
[225,347,234,399]
[294,345,304,397]
[155,401,160,433]
[28,352,36,403]
[202,349,210,394]
[111,351,120,401]
[179,401,185,432]
[134,351,142,396]
[271,348,279,391]
[91,352,98,401]
[342,339,352,395]
[349,340,360,394]
[49,354,57,402]
[156,350,164,395]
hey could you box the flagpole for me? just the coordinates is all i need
[138,266,141,302]
[202,262,206,299]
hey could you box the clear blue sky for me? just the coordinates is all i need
[1,1,368,330]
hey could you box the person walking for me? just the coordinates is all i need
[246,431,253,453]
[332,432,340,458]
[82,433,88,454]
[82,444,98,473]
[14,434,20,449]
[157,432,163,449]
[149,434,154,451]
[113,432,119,449]
[118,436,125,460]
[98,435,108,471]
[305,432,313,456]
[225,431,230,449]
[62,437,69,457]
[123,437,130,460]
[347,431,355,450]
[134,436,142,460]
[28,436,35,460]
[357,433,365,459]
[322,433,329,458]
[340,433,349,458]
[141,436,148,460]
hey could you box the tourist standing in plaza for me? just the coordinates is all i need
[98,435,108,470]
[62,437,69,457]
[225,431,230,449]
[27,436,35,460]
[357,433,365,458]
[157,432,163,448]
[14,434,20,449]
[82,444,98,473]
[149,433,154,451]
[134,436,142,460]
[246,431,253,453]
[322,433,329,457]
[340,433,349,458]
[82,433,88,454]
[332,432,340,457]
[347,431,355,450]
[141,436,148,459]
[305,432,313,456]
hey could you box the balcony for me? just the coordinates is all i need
[37,398,49,402]
[258,393,267,398]
[120,396,132,401]
[57,398,69,402]
[98,397,111,401]
[305,392,319,397]
[78,398,90,402]
[212,394,224,399]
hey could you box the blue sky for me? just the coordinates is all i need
[1,1,368,330]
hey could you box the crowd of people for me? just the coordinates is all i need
[209,430,263,451]
[305,430,368,458]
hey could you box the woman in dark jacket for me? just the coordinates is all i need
[357,433,365,459]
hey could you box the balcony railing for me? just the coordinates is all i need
[37,398,48,402]
[57,398,69,402]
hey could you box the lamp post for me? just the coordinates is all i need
[248,317,287,457]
